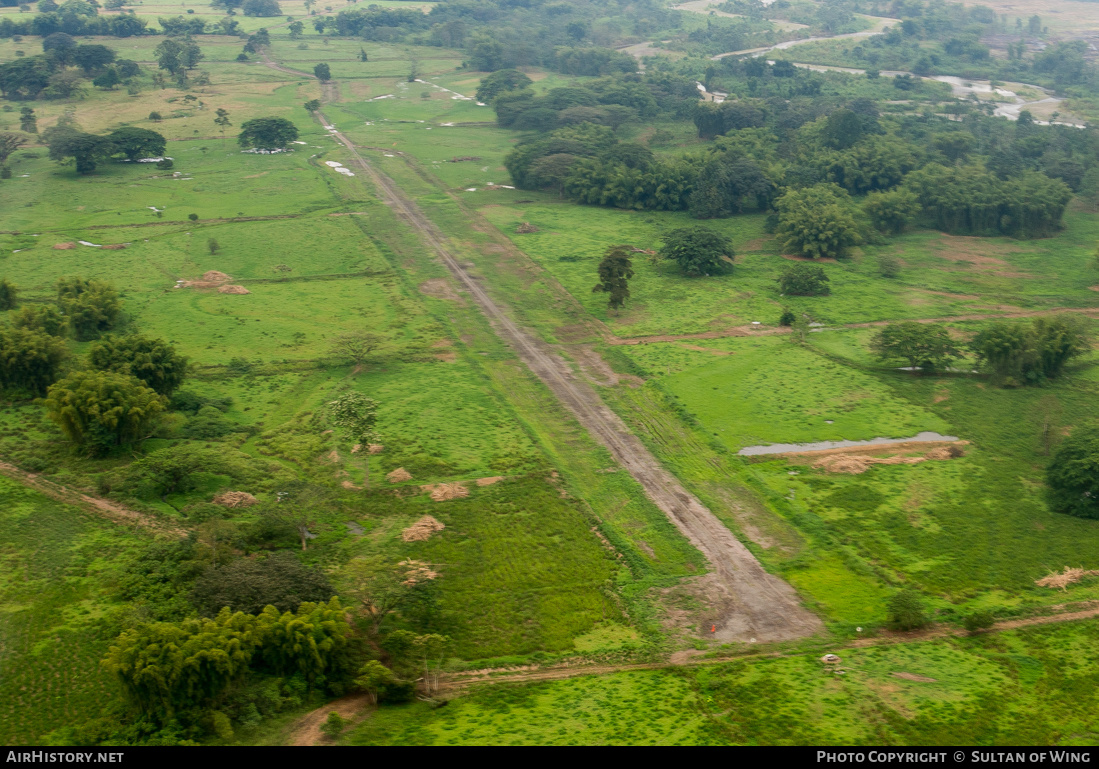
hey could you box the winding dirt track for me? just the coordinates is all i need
[262,55,821,643]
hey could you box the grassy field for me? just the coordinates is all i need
[346,620,1099,746]
[0,478,150,744]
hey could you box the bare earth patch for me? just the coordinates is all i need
[418,278,463,302]
[386,467,412,483]
[891,672,939,683]
[212,491,258,508]
[476,476,504,486]
[421,482,469,501]
[807,443,967,474]
[1036,566,1099,591]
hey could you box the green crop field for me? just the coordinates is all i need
[4,0,1099,746]
[346,620,1099,746]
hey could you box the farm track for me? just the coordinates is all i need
[0,460,184,536]
[263,55,823,645]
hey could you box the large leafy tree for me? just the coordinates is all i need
[1047,424,1099,519]
[43,370,166,454]
[475,68,532,104]
[125,444,256,501]
[237,117,299,150]
[57,277,121,340]
[863,188,920,234]
[776,263,830,296]
[971,317,1087,386]
[0,278,17,311]
[191,552,334,617]
[103,609,260,722]
[328,391,379,446]
[88,333,188,395]
[0,133,29,168]
[107,127,167,161]
[313,62,331,82]
[256,598,349,683]
[0,328,69,396]
[659,226,733,276]
[592,245,634,312]
[871,322,960,374]
[774,183,863,259]
[154,38,204,77]
[44,126,115,174]
[13,305,66,336]
[72,43,116,74]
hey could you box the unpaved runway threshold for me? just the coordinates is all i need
[305,98,821,642]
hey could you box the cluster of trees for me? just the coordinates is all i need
[871,316,1087,384]
[496,60,1084,254]
[158,15,242,36]
[0,32,142,100]
[0,4,148,39]
[43,119,166,173]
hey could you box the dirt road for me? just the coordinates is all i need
[271,61,820,643]
[0,460,184,536]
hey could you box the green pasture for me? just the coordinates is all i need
[0,477,147,745]
[622,336,952,450]
[347,620,1099,745]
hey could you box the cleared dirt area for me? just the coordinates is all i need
[306,90,822,644]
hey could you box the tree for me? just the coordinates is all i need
[0,133,28,168]
[358,48,368,62]
[154,37,203,77]
[886,589,929,631]
[303,99,321,112]
[776,263,829,297]
[72,43,116,74]
[256,598,349,684]
[238,117,299,150]
[1047,424,1099,519]
[57,277,121,340]
[19,107,37,133]
[191,551,334,616]
[475,68,532,105]
[313,62,331,81]
[821,108,865,150]
[88,333,189,395]
[43,370,166,454]
[0,328,69,396]
[527,153,578,197]
[774,184,862,259]
[592,245,634,312]
[0,279,16,311]
[107,127,166,161]
[92,67,121,90]
[329,331,383,368]
[659,226,733,277]
[328,391,379,447]
[214,108,231,144]
[208,238,221,255]
[42,31,77,62]
[125,444,253,501]
[0,57,54,100]
[970,317,1086,386]
[102,609,259,723]
[320,712,346,740]
[871,322,960,374]
[412,633,448,694]
[13,305,66,336]
[354,660,396,705]
[288,20,304,38]
[241,0,280,15]
[863,189,920,235]
[44,126,114,174]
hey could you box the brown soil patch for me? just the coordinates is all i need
[434,351,458,362]
[53,243,75,250]
[570,344,642,388]
[932,389,950,404]
[212,491,258,508]
[287,693,372,747]
[1036,566,1099,591]
[811,443,966,474]
[102,244,126,250]
[368,444,384,454]
[476,476,504,486]
[324,450,340,464]
[203,270,232,282]
[1090,285,1099,292]
[341,480,362,490]
[891,672,938,683]
[421,482,469,501]
[401,514,446,542]
[386,467,412,483]
[516,222,539,233]
[218,285,251,294]
[418,278,463,302]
